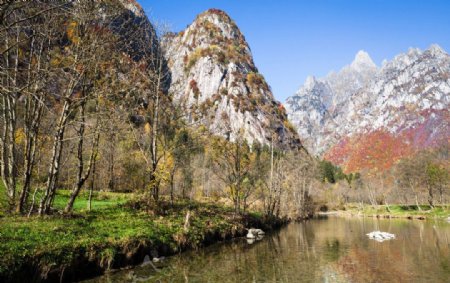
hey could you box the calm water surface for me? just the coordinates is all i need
[86,217,450,283]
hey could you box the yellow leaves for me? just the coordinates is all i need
[31,55,38,66]
[18,47,25,60]
[67,21,80,45]
[15,128,25,146]
[160,152,175,173]
[50,55,61,67]
[155,154,173,184]
[144,123,151,134]
[49,50,75,68]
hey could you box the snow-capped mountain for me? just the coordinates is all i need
[164,9,301,149]
[286,45,450,172]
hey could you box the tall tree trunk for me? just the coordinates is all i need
[38,100,71,215]
[1,20,19,212]
[427,183,434,208]
[149,58,163,202]
[65,100,100,213]
[409,180,422,211]
[88,155,97,211]
[108,148,115,191]
[169,167,175,205]
[0,95,10,207]
[17,35,46,214]
[5,95,17,211]
[17,96,43,213]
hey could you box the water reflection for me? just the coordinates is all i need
[85,217,450,283]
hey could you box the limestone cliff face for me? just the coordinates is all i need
[164,9,301,149]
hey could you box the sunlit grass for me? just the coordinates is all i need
[0,192,248,279]
[344,203,450,219]
[52,189,129,212]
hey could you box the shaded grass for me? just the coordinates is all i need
[0,182,7,216]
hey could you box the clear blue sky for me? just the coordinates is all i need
[139,0,450,102]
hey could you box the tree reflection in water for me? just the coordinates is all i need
[85,217,450,283]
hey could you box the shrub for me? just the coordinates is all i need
[219,88,228,96]
[189,79,200,99]
[221,111,229,121]
[246,72,269,92]
[283,120,297,133]
[185,46,226,72]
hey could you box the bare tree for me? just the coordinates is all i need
[38,1,123,214]
[211,131,253,215]
[0,1,63,212]
[125,19,173,202]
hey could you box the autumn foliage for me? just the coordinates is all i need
[325,108,449,173]
[325,130,413,173]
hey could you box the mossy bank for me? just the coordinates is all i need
[0,191,286,283]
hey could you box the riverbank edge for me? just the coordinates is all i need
[1,211,287,283]
[317,204,450,221]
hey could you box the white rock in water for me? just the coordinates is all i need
[152,256,165,263]
[366,231,396,242]
[249,228,265,236]
[246,232,256,239]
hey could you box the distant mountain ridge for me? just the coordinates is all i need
[285,45,449,172]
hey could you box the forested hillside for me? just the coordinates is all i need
[0,2,315,281]
[0,1,311,219]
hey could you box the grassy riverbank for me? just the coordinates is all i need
[335,203,450,220]
[0,190,283,283]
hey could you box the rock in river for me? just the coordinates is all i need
[366,231,396,242]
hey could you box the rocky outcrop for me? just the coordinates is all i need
[285,50,378,154]
[164,9,301,149]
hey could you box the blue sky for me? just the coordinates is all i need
[140,0,450,102]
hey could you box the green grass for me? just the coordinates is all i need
[52,189,129,212]
[343,203,450,219]
[0,192,254,281]
[0,182,128,214]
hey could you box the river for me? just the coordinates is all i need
[85,216,450,282]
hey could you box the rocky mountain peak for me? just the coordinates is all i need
[179,8,248,50]
[197,8,233,23]
[298,76,333,107]
[303,75,318,90]
[164,9,302,149]
[428,43,445,56]
[118,0,144,17]
[351,50,377,71]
